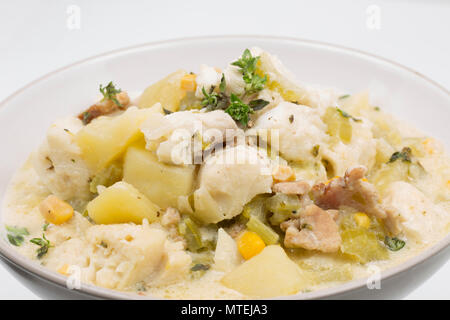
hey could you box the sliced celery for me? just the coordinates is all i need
[246,215,279,245]
[89,161,123,193]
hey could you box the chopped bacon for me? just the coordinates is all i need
[311,166,387,220]
[272,181,310,195]
[280,204,341,252]
[78,91,130,125]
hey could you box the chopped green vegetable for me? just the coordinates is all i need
[231,49,267,95]
[388,147,412,164]
[89,161,123,193]
[339,214,388,263]
[30,234,52,259]
[225,94,253,126]
[246,215,279,245]
[191,263,210,272]
[42,223,50,231]
[5,226,29,247]
[339,94,350,99]
[242,195,269,222]
[384,236,406,251]
[99,81,122,107]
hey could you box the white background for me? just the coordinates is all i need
[0,0,449,299]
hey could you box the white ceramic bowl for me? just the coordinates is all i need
[0,36,449,300]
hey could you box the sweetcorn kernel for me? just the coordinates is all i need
[353,212,371,229]
[237,231,266,260]
[39,195,74,225]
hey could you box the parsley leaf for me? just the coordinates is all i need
[384,236,406,251]
[225,94,253,126]
[5,226,29,247]
[99,81,122,107]
[388,147,412,164]
[232,49,267,95]
[30,234,52,259]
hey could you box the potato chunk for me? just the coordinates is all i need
[87,181,160,224]
[123,145,195,209]
[221,245,305,298]
[75,107,154,172]
[138,70,188,112]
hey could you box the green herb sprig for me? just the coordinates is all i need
[30,234,52,259]
[225,94,254,126]
[6,226,29,246]
[231,49,267,95]
[99,81,122,107]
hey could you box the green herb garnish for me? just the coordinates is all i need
[6,226,29,247]
[225,94,253,126]
[388,147,412,164]
[201,74,228,110]
[336,107,362,122]
[30,234,52,259]
[384,236,406,251]
[248,99,269,111]
[231,49,267,95]
[42,223,50,232]
[99,81,122,107]
[339,94,350,99]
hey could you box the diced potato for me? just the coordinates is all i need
[76,108,155,172]
[237,231,266,260]
[138,70,188,112]
[87,181,160,224]
[123,145,195,209]
[221,245,305,298]
[39,195,74,225]
[214,228,242,272]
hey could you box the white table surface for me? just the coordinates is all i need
[0,0,449,300]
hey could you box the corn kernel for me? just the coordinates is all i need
[58,264,70,275]
[180,74,197,92]
[237,231,266,260]
[39,195,74,225]
[272,165,295,182]
[353,212,371,229]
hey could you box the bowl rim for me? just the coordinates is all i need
[0,34,449,300]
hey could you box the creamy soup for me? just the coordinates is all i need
[2,48,450,299]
